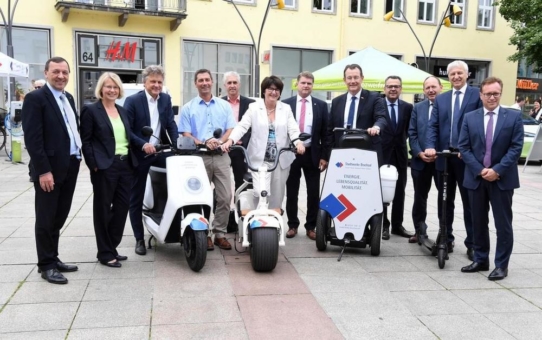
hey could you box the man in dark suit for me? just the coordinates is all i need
[125,65,179,256]
[425,60,483,260]
[380,76,414,240]
[329,64,387,165]
[22,57,80,284]
[283,71,332,240]
[408,76,443,243]
[221,71,254,190]
[458,77,523,281]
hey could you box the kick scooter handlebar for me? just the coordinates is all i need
[435,149,460,157]
[333,127,368,134]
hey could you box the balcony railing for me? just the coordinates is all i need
[55,0,188,31]
[59,0,187,12]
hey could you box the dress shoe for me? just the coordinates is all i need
[286,228,298,238]
[447,242,455,253]
[391,226,415,238]
[100,260,122,268]
[41,268,68,284]
[488,267,508,281]
[207,237,214,251]
[116,255,128,261]
[382,227,390,240]
[214,237,232,250]
[461,261,490,273]
[38,262,78,273]
[466,248,474,261]
[408,233,418,244]
[306,229,316,240]
[135,240,146,255]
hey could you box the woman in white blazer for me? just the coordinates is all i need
[222,76,305,209]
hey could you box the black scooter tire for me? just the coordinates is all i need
[370,214,382,256]
[438,248,446,269]
[315,210,329,251]
[184,228,208,272]
[250,227,279,272]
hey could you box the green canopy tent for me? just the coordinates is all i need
[293,46,451,93]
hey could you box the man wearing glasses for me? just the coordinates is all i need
[380,76,414,240]
[424,60,483,261]
[458,77,523,281]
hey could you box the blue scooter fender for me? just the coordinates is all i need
[181,213,209,236]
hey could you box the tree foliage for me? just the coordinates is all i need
[497,0,542,73]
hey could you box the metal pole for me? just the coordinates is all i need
[428,1,453,74]
[397,8,428,72]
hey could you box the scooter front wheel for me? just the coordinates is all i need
[370,214,382,256]
[250,227,279,272]
[183,228,208,272]
[315,210,330,251]
[437,248,446,269]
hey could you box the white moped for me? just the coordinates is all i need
[141,127,221,272]
[230,133,311,272]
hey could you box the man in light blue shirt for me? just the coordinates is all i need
[179,69,236,250]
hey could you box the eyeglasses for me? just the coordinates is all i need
[266,87,280,93]
[104,85,120,91]
[482,92,501,99]
[385,85,401,89]
[34,86,42,90]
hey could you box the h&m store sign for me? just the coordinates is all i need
[516,78,541,93]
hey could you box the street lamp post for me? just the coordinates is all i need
[223,0,283,98]
[384,1,462,73]
[0,0,20,103]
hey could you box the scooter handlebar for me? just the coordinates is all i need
[435,150,460,157]
[333,127,368,134]
[230,145,296,172]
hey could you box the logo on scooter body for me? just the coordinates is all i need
[320,194,357,222]
[335,162,344,168]
[190,217,209,231]
[249,219,268,229]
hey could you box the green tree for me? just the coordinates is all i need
[497,0,542,73]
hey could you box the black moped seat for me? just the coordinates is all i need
[243,172,253,183]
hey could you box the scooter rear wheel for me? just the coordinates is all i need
[437,248,446,269]
[250,227,279,272]
[183,228,207,272]
[315,210,330,251]
[370,214,382,256]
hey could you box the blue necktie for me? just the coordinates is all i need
[390,103,397,131]
[347,96,357,128]
[451,90,461,147]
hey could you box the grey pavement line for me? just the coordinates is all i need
[148,297,154,340]
[0,184,32,210]
[60,193,93,237]
[496,284,542,312]
[64,270,93,340]
[0,280,24,314]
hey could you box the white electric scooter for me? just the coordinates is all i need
[141,127,221,272]
[230,133,311,272]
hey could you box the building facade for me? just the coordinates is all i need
[0,0,517,108]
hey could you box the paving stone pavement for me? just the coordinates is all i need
[1,146,542,339]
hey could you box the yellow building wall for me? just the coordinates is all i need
[2,0,518,105]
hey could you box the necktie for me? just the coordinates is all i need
[429,103,433,120]
[60,94,82,148]
[390,103,397,131]
[299,98,307,133]
[451,90,461,147]
[483,112,494,168]
[347,96,357,128]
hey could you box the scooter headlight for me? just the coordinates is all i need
[186,177,202,194]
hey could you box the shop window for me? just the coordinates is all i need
[450,0,466,27]
[313,0,335,13]
[271,47,332,100]
[182,41,253,103]
[283,0,296,9]
[477,0,494,30]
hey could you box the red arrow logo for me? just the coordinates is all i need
[336,194,356,222]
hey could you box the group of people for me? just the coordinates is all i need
[22,55,522,285]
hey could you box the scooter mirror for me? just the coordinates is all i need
[213,128,223,139]
[298,133,311,141]
[141,126,154,137]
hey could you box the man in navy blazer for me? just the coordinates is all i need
[124,65,179,256]
[283,71,332,240]
[458,77,523,281]
[425,60,483,260]
[380,75,414,240]
[329,64,387,165]
[22,57,81,284]
[408,76,443,243]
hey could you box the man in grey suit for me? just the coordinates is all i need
[408,76,443,243]
[424,60,483,260]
